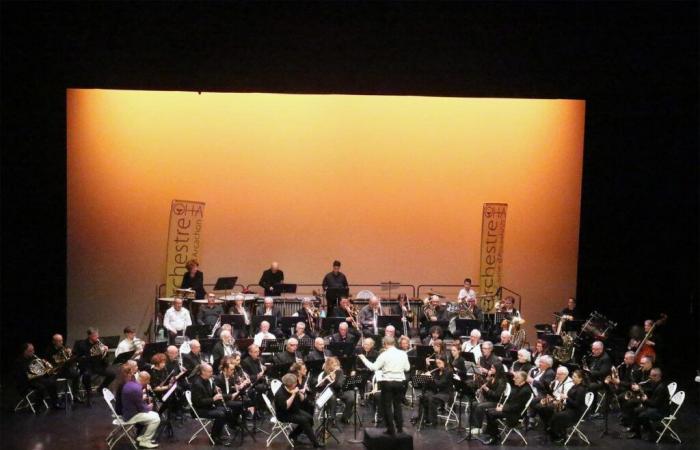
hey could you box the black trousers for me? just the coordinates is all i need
[631,406,664,434]
[549,408,579,438]
[419,391,451,423]
[80,363,114,395]
[471,401,497,427]
[28,376,58,402]
[198,406,238,438]
[532,401,556,427]
[324,390,356,421]
[281,410,318,444]
[484,408,518,438]
[379,381,404,433]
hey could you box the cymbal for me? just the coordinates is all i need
[192,299,223,304]
[158,297,178,302]
[426,291,445,298]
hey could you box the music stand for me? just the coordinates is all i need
[321,317,347,334]
[185,324,212,340]
[428,320,450,333]
[113,350,136,365]
[455,319,481,336]
[220,314,248,336]
[343,374,365,442]
[252,315,277,333]
[305,358,324,376]
[267,362,292,380]
[327,342,355,358]
[460,351,476,365]
[213,276,238,293]
[198,338,217,355]
[415,345,433,371]
[315,387,340,444]
[541,334,563,351]
[279,317,301,337]
[493,344,506,358]
[270,283,297,296]
[235,338,254,355]
[377,315,403,334]
[142,342,168,362]
[261,338,283,354]
[564,320,584,333]
[338,356,354,374]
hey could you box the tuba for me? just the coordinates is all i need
[422,296,437,321]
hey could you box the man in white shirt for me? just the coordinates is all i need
[163,298,192,344]
[457,278,477,302]
[115,326,143,360]
[461,328,483,361]
[253,320,277,347]
[359,336,410,435]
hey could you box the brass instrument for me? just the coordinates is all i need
[605,364,620,386]
[624,379,650,401]
[475,372,494,403]
[52,345,73,365]
[28,355,58,379]
[422,296,437,321]
[90,339,109,358]
[344,304,360,330]
[305,305,320,333]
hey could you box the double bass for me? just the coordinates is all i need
[634,313,667,364]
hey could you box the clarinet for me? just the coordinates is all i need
[215,385,232,413]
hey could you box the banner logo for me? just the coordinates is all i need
[479,203,507,312]
[165,200,205,296]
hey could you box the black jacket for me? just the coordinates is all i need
[255,306,283,322]
[183,351,209,373]
[191,376,218,411]
[181,270,206,299]
[259,269,284,294]
[564,383,587,413]
[503,383,533,417]
[586,352,612,382]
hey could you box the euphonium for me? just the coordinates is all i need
[422,297,436,320]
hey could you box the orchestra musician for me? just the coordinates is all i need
[457,278,477,302]
[497,330,516,366]
[211,330,238,371]
[241,344,269,416]
[527,355,555,399]
[477,341,499,375]
[461,329,483,361]
[256,297,283,337]
[463,296,484,321]
[422,325,444,346]
[479,370,533,445]
[163,298,192,344]
[511,349,533,374]
[331,322,357,346]
[628,319,662,362]
[45,333,81,402]
[425,339,447,371]
[501,296,519,319]
[358,336,411,436]
[182,340,209,374]
[448,343,468,378]
[214,355,246,419]
[390,293,415,334]
[119,370,160,448]
[626,367,669,440]
[321,260,348,317]
[337,297,361,336]
[306,337,330,362]
[620,355,653,428]
[115,326,144,362]
[316,356,355,424]
[547,369,587,444]
[289,362,315,415]
[292,321,313,342]
[398,335,415,356]
[532,366,574,430]
[510,317,527,349]
[359,295,383,334]
[418,356,453,427]
[181,259,206,299]
[296,299,319,336]
[275,373,324,448]
[253,320,277,347]
[273,338,301,366]
[531,338,549,365]
[228,294,250,338]
[470,361,507,435]
[354,338,379,398]
[560,297,578,320]
[258,261,284,296]
[165,346,181,374]
[197,293,224,328]
[74,327,113,405]
[384,324,397,339]
[191,363,239,446]
[419,295,448,337]
[15,343,60,409]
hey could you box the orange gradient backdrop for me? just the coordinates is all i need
[67,89,585,341]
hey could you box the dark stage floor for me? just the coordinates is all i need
[1,399,698,450]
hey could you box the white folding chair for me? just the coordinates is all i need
[185,390,216,445]
[666,381,677,401]
[14,389,49,414]
[262,393,295,447]
[270,378,282,395]
[102,388,138,449]
[438,392,462,430]
[564,391,595,445]
[656,390,685,444]
[498,392,534,445]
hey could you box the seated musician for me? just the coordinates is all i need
[165,346,181,374]
[620,355,653,427]
[418,356,453,426]
[330,322,357,345]
[163,298,192,344]
[532,365,574,430]
[182,339,209,374]
[497,330,516,366]
[627,367,669,440]
[148,352,182,422]
[337,297,362,337]
[289,362,315,415]
[181,258,206,299]
[527,355,555,399]
[293,321,313,342]
[74,327,114,405]
[214,355,246,420]
[464,296,484,322]
[275,373,323,448]
[354,338,379,397]
[477,341,499,376]
[256,296,283,322]
[419,295,448,337]
[45,333,81,402]
[501,296,519,319]
[531,338,549,365]
[510,317,527,349]
[296,298,319,336]
[358,295,383,334]
[259,261,284,296]
[191,363,239,446]
[241,344,269,414]
[211,330,239,371]
[273,338,301,366]
[628,319,662,363]
[425,339,447,370]
[316,356,355,424]
[384,324,397,339]
[119,370,160,448]
[610,351,638,424]
[228,294,250,338]
[548,369,588,443]
[470,362,507,435]
[448,343,467,377]
[252,320,277,347]
[390,293,415,332]
[461,328,483,359]
[480,370,533,445]
[197,293,224,328]
[422,325,443,346]
[306,337,329,362]
[511,349,533,373]
[15,343,60,409]
[399,335,416,356]
[583,341,612,398]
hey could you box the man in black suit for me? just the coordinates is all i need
[305,338,329,362]
[259,262,284,296]
[481,370,533,445]
[528,355,556,400]
[321,260,348,317]
[74,327,113,405]
[330,322,357,346]
[273,338,300,366]
[190,363,237,446]
[182,339,209,374]
[627,368,669,440]
[274,373,323,447]
[585,340,612,418]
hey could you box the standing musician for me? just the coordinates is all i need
[197,293,224,328]
[321,260,348,317]
[390,293,415,334]
[306,337,330,362]
[548,369,588,443]
[258,261,284,296]
[228,294,250,338]
[289,362,315,415]
[74,327,113,405]
[461,329,483,361]
[627,367,669,440]
[190,363,239,446]
[422,326,444,346]
[480,370,533,445]
[628,319,663,362]
[417,356,453,427]
[120,370,161,448]
[181,259,206,299]
[45,333,81,401]
[560,297,578,320]
[532,366,574,430]
[316,357,356,424]
[163,298,192,344]
[211,330,238,371]
[253,320,277,347]
[354,338,379,398]
[273,338,302,366]
[330,322,357,346]
[214,355,247,419]
[470,362,507,435]
[511,349,534,374]
[359,295,383,335]
[359,336,410,435]
[275,373,324,448]
[182,340,209,374]
[15,343,60,409]
[458,278,477,302]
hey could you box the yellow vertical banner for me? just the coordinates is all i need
[165,200,205,296]
[479,203,507,312]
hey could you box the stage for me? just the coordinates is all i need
[1,398,696,450]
